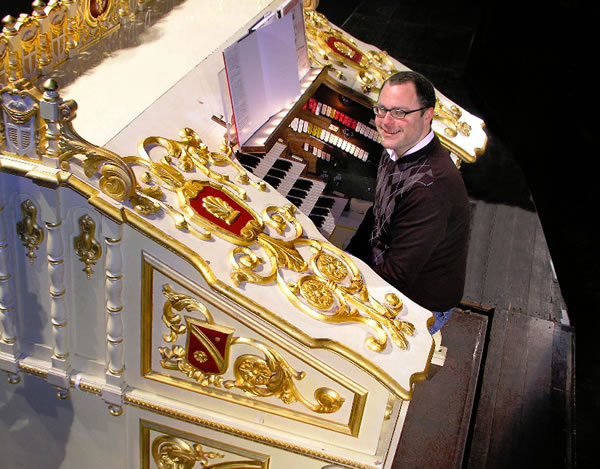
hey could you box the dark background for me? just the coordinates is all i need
[4,0,596,466]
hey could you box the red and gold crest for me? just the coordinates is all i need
[185,318,234,375]
[318,33,370,69]
[178,181,263,245]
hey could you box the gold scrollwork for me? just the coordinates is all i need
[16,199,44,264]
[161,284,213,343]
[304,10,397,92]
[231,208,415,352]
[158,284,345,414]
[152,435,225,469]
[73,214,102,279]
[57,100,137,202]
[226,338,345,414]
[138,128,263,198]
[434,99,472,138]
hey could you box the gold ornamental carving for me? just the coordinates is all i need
[434,100,472,138]
[126,128,415,354]
[152,436,225,469]
[304,9,397,93]
[228,208,414,353]
[202,196,240,225]
[73,214,102,279]
[158,284,345,415]
[142,422,269,469]
[16,199,44,264]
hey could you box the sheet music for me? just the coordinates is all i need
[223,12,301,146]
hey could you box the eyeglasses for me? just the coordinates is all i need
[373,105,428,119]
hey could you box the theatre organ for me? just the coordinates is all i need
[0,1,487,468]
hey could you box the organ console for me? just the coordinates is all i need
[0,1,487,468]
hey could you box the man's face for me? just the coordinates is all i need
[375,81,434,156]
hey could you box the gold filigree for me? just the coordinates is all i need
[57,100,137,202]
[16,199,44,264]
[161,284,213,343]
[315,253,348,282]
[227,201,415,353]
[434,99,472,138]
[138,128,263,198]
[304,10,397,92]
[229,247,276,286]
[255,233,308,273]
[225,338,345,414]
[73,214,102,279]
[158,285,345,414]
[152,435,225,469]
[298,276,335,310]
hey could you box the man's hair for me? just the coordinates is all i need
[382,71,436,110]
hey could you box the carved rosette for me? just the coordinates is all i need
[158,284,345,415]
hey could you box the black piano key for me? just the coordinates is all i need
[287,195,303,206]
[293,179,313,191]
[264,175,281,188]
[309,214,325,227]
[310,207,329,216]
[236,152,261,168]
[315,196,335,208]
[273,159,293,171]
[266,168,287,179]
[288,188,308,199]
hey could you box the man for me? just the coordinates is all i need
[346,71,470,334]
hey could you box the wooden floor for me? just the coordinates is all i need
[463,202,575,469]
[390,200,575,469]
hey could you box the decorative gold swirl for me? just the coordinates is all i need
[161,284,213,343]
[57,100,136,202]
[225,337,345,414]
[434,99,472,138]
[158,285,345,414]
[152,435,224,469]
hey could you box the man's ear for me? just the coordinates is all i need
[425,106,435,124]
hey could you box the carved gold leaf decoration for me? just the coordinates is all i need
[256,233,308,273]
[73,214,102,279]
[225,338,345,414]
[158,285,345,414]
[202,196,240,225]
[152,436,225,469]
[16,199,44,264]
[298,276,335,310]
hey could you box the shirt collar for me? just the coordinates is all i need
[386,130,435,161]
